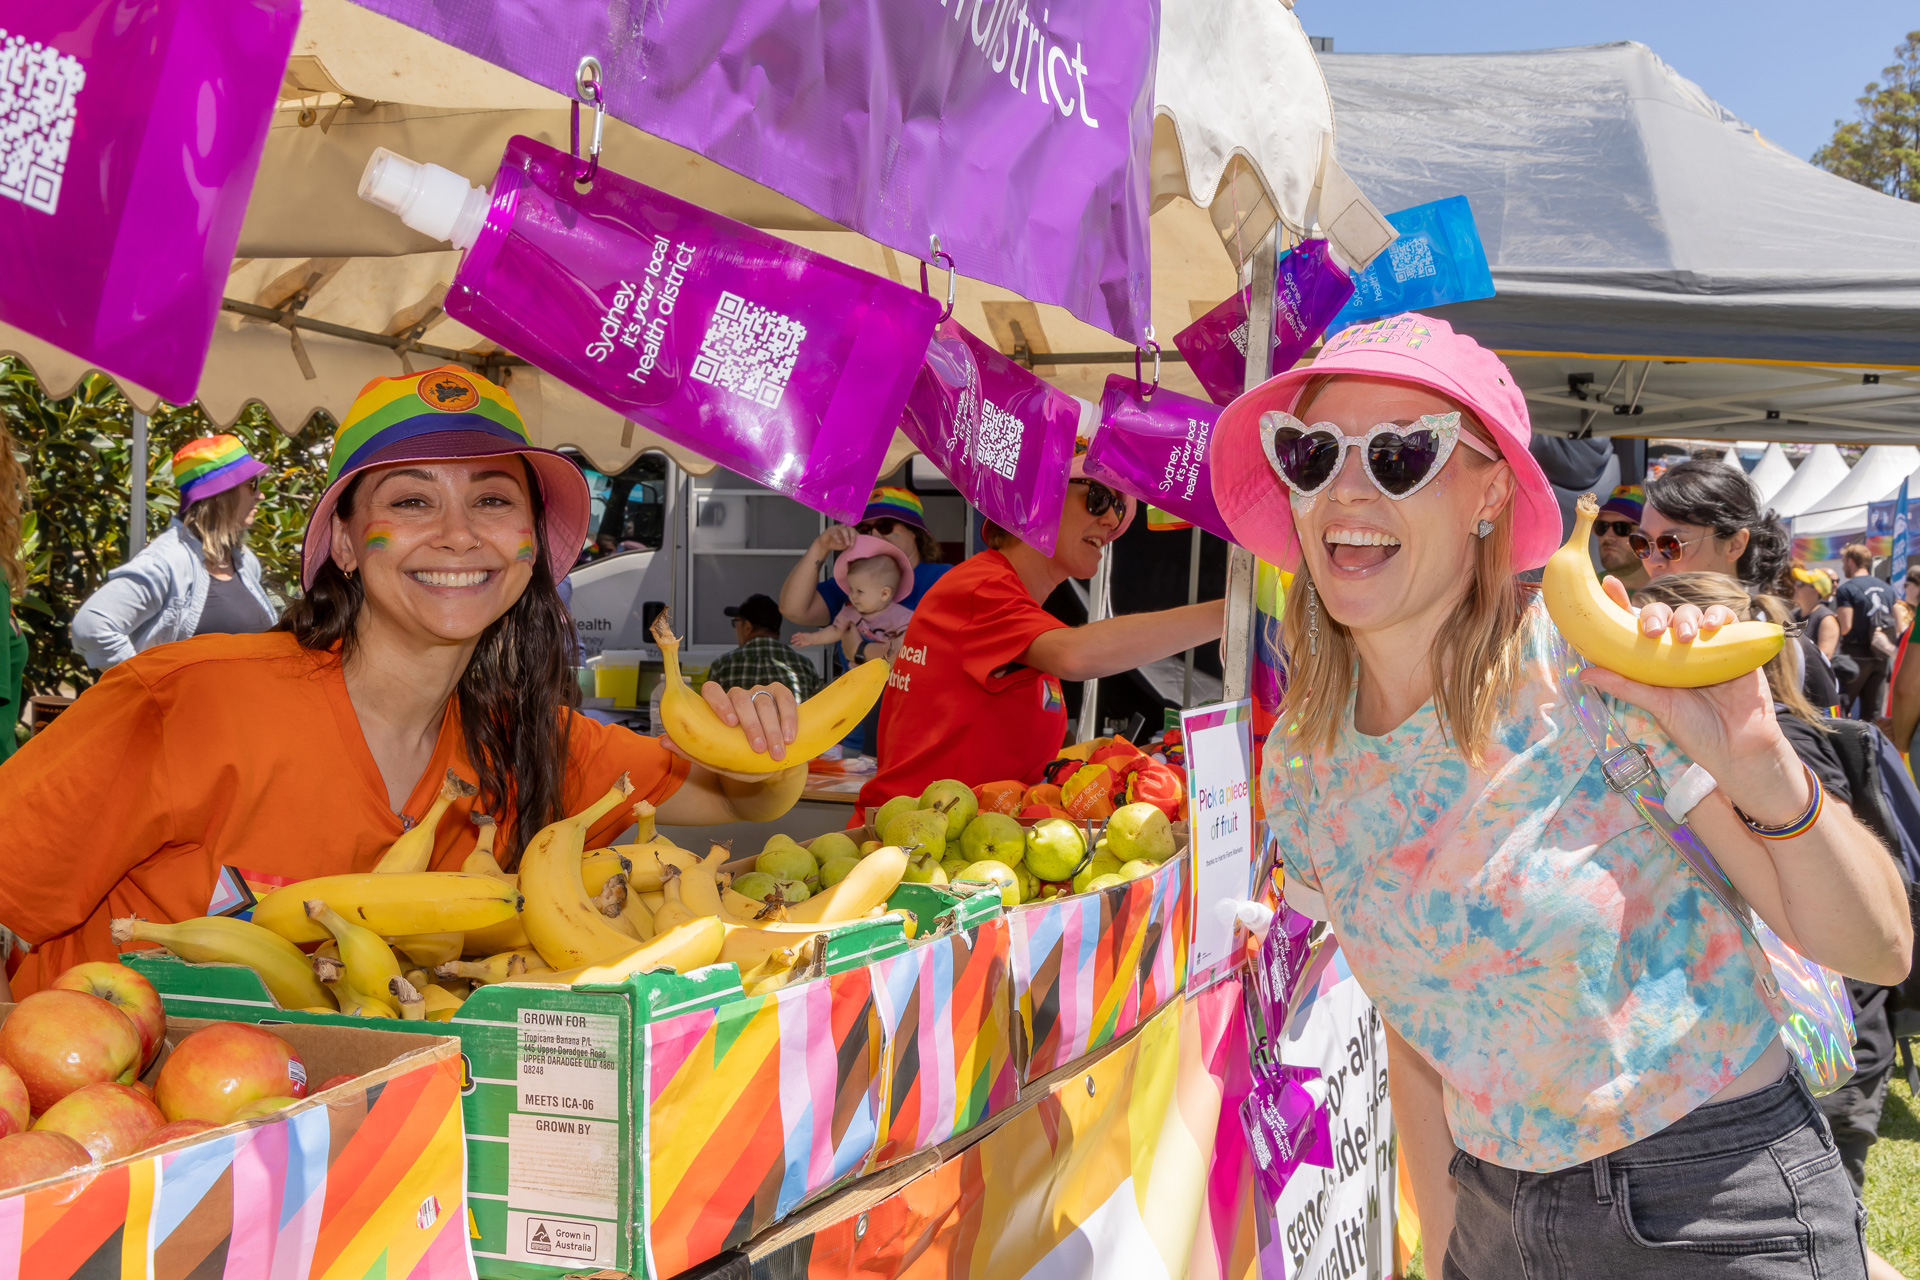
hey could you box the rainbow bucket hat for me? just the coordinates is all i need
[299,367,591,588]
[860,486,928,532]
[172,435,267,506]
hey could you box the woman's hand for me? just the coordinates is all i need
[813,524,858,557]
[661,681,799,774]
[1586,577,1805,825]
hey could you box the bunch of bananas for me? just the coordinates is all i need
[114,771,914,1014]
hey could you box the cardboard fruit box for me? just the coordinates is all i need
[0,1007,467,1279]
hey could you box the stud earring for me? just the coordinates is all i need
[1475,519,1494,539]
[1306,578,1321,656]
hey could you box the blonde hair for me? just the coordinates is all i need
[1276,388,1534,767]
[1632,573,1825,727]
[181,481,254,572]
[0,421,24,596]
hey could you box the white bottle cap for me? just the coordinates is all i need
[357,148,491,251]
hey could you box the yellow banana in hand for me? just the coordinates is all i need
[112,915,332,1012]
[254,872,522,943]
[520,775,657,969]
[1544,494,1784,687]
[650,610,888,774]
[373,769,479,873]
[306,901,404,1014]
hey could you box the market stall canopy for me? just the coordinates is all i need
[0,0,1384,478]
[1791,445,1919,535]
[1766,444,1851,519]
[1748,443,1796,504]
[1323,43,1920,443]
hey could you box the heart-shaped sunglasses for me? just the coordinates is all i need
[1258,410,1498,500]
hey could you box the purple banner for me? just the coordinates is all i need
[354,0,1162,343]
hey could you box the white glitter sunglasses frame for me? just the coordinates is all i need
[1257,409,1498,501]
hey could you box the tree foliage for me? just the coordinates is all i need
[0,359,332,699]
[1813,31,1920,201]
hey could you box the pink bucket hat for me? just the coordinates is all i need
[832,533,916,597]
[1209,313,1559,571]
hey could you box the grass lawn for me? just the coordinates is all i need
[1402,1071,1920,1279]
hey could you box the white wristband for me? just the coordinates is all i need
[1667,763,1718,824]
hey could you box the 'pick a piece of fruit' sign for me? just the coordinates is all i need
[1181,699,1255,991]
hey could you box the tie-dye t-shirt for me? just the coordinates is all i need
[1262,603,1779,1173]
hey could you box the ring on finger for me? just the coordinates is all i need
[750,689,777,709]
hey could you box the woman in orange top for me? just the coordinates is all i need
[0,368,806,995]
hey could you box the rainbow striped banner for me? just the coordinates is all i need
[0,1049,471,1279]
[1793,532,1890,565]
[865,919,1017,1171]
[642,966,879,1277]
[1007,855,1190,1084]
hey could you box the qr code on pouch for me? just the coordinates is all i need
[0,32,85,216]
[690,292,807,409]
[975,401,1023,480]
[1388,234,1436,283]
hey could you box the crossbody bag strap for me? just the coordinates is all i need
[1547,634,1759,941]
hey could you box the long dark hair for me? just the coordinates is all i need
[278,462,579,867]
[1645,460,1791,593]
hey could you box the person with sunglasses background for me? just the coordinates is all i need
[1590,484,1650,592]
[854,460,1222,821]
[1635,459,1792,591]
[778,487,952,753]
[1211,313,1907,1280]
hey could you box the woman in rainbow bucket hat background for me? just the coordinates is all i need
[71,433,277,668]
[0,367,804,996]
[1211,314,1909,1277]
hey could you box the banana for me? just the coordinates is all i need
[112,915,333,1012]
[581,850,632,897]
[422,985,465,1021]
[374,769,479,873]
[306,901,405,1014]
[650,866,700,934]
[590,871,629,919]
[519,775,655,969]
[1544,494,1784,687]
[781,846,909,924]
[462,911,531,955]
[639,890,666,912]
[675,842,734,920]
[614,887,657,942]
[650,610,889,774]
[389,932,464,967]
[503,917,727,985]
[463,815,515,884]
[436,949,546,984]
[253,873,523,943]
[390,976,427,1020]
[313,956,395,1017]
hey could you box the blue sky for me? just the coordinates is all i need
[1293,0,1917,159]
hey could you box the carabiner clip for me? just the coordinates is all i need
[918,234,957,324]
[571,56,605,186]
[1133,327,1160,399]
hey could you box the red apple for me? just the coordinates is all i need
[0,990,142,1113]
[32,1083,164,1163]
[0,1063,27,1137]
[229,1096,297,1122]
[128,1080,155,1100]
[50,963,166,1072]
[314,1073,358,1094]
[155,1024,306,1124]
[139,1118,217,1151]
[0,1130,91,1193]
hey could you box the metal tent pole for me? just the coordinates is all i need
[1219,228,1278,702]
[129,409,149,559]
[1182,524,1201,707]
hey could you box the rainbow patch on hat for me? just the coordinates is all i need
[862,486,926,529]
[172,435,258,503]
[330,367,528,484]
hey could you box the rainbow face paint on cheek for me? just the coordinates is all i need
[514,535,535,563]
[364,524,394,553]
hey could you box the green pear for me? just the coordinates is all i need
[859,840,883,855]
[919,779,978,837]
[956,860,1022,906]
[902,852,950,885]
[732,870,781,901]
[883,808,948,861]
[819,854,861,888]
[959,812,1026,870]
[1105,803,1175,862]
[1024,818,1088,883]
[1119,859,1158,881]
[1071,853,1122,894]
[774,878,812,903]
[809,831,860,865]
[755,843,818,889]
[872,795,920,840]
[940,855,972,881]
[1085,873,1125,892]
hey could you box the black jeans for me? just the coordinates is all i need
[1443,1072,1868,1279]
[1841,655,1888,721]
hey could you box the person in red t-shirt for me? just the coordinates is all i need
[858,475,1223,816]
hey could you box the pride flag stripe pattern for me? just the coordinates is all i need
[329,371,528,484]
[172,436,257,501]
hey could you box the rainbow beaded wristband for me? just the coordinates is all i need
[1734,762,1823,840]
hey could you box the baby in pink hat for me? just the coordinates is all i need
[792,534,917,660]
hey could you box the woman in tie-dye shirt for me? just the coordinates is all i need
[1209,314,1911,1280]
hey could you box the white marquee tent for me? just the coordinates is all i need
[1767,444,1852,519]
